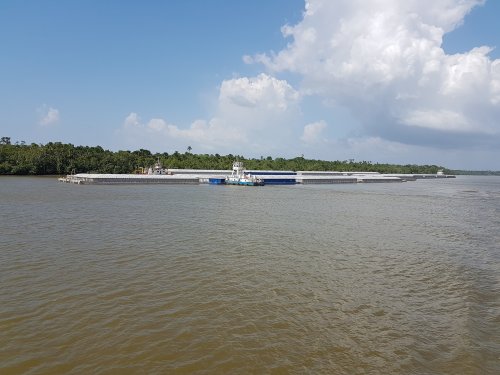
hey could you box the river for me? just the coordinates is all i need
[0,176,499,374]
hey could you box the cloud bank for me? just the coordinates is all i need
[118,74,301,155]
[118,0,500,168]
[250,0,500,149]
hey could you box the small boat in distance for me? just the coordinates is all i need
[225,161,264,186]
[147,158,170,175]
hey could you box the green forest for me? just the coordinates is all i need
[0,137,453,175]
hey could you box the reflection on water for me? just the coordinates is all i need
[1,176,499,374]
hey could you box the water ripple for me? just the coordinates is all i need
[0,176,499,374]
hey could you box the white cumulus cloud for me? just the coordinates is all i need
[124,112,141,128]
[252,0,500,149]
[301,120,327,143]
[38,105,60,126]
[219,73,299,111]
[117,74,301,154]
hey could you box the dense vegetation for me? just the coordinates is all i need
[1,137,452,175]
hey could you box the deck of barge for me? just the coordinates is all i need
[59,170,455,185]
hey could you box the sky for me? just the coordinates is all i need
[1,0,500,170]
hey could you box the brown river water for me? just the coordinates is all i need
[0,176,499,374]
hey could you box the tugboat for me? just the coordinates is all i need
[147,158,170,175]
[225,161,264,186]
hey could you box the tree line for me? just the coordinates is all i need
[0,138,450,175]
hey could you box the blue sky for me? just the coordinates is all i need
[1,0,500,170]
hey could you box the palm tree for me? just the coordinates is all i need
[187,145,192,153]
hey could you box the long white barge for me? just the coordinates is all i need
[59,172,454,185]
[58,160,454,185]
[59,173,199,185]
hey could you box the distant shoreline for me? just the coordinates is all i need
[1,140,498,175]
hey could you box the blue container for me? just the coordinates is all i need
[209,178,226,185]
[261,178,296,185]
[249,171,297,176]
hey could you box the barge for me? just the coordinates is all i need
[58,160,455,185]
